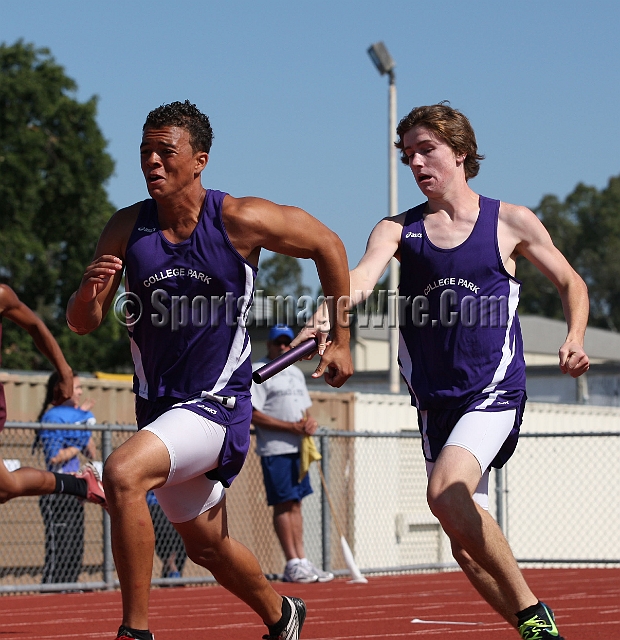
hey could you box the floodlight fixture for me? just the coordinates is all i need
[367,41,395,79]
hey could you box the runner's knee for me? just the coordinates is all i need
[103,450,147,497]
[427,479,472,525]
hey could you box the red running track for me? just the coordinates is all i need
[0,569,617,639]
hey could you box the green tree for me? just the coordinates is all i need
[0,40,131,372]
[518,175,620,331]
[256,253,310,298]
[254,253,311,328]
[573,176,620,331]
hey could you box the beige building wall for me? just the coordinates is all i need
[0,372,136,425]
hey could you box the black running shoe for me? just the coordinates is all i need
[115,625,154,640]
[518,602,564,640]
[262,596,306,640]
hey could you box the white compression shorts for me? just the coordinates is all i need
[424,409,516,510]
[142,407,227,523]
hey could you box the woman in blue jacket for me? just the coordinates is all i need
[37,371,97,585]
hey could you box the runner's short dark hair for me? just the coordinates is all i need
[143,100,214,154]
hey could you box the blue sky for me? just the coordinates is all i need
[3,1,619,290]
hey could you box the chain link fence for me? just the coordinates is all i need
[1,419,618,593]
[502,431,620,564]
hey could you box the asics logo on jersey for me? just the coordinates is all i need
[197,404,217,415]
[138,226,157,232]
[405,232,422,238]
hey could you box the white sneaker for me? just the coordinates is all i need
[304,560,334,583]
[282,562,318,583]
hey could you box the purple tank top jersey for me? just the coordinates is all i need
[125,190,256,486]
[398,195,526,411]
[125,190,256,402]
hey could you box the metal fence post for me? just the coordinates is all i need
[102,426,114,589]
[495,466,505,533]
[319,433,331,572]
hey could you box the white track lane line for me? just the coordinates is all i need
[411,618,484,626]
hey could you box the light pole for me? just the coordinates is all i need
[368,42,400,393]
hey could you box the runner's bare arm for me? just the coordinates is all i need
[299,214,404,335]
[0,285,73,402]
[350,214,405,304]
[501,202,590,378]
[293,213,404,367]
[223,195,353,387]
[66,204,140,335]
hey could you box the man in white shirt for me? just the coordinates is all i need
[251,325,333,584]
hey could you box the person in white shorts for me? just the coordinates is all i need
[67,100,352,640]
[298,103,589,639]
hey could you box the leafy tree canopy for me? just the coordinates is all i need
[254,253,312,328]
[0,40,131,372]
[518,175,620,331]
[255,253,310,299]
